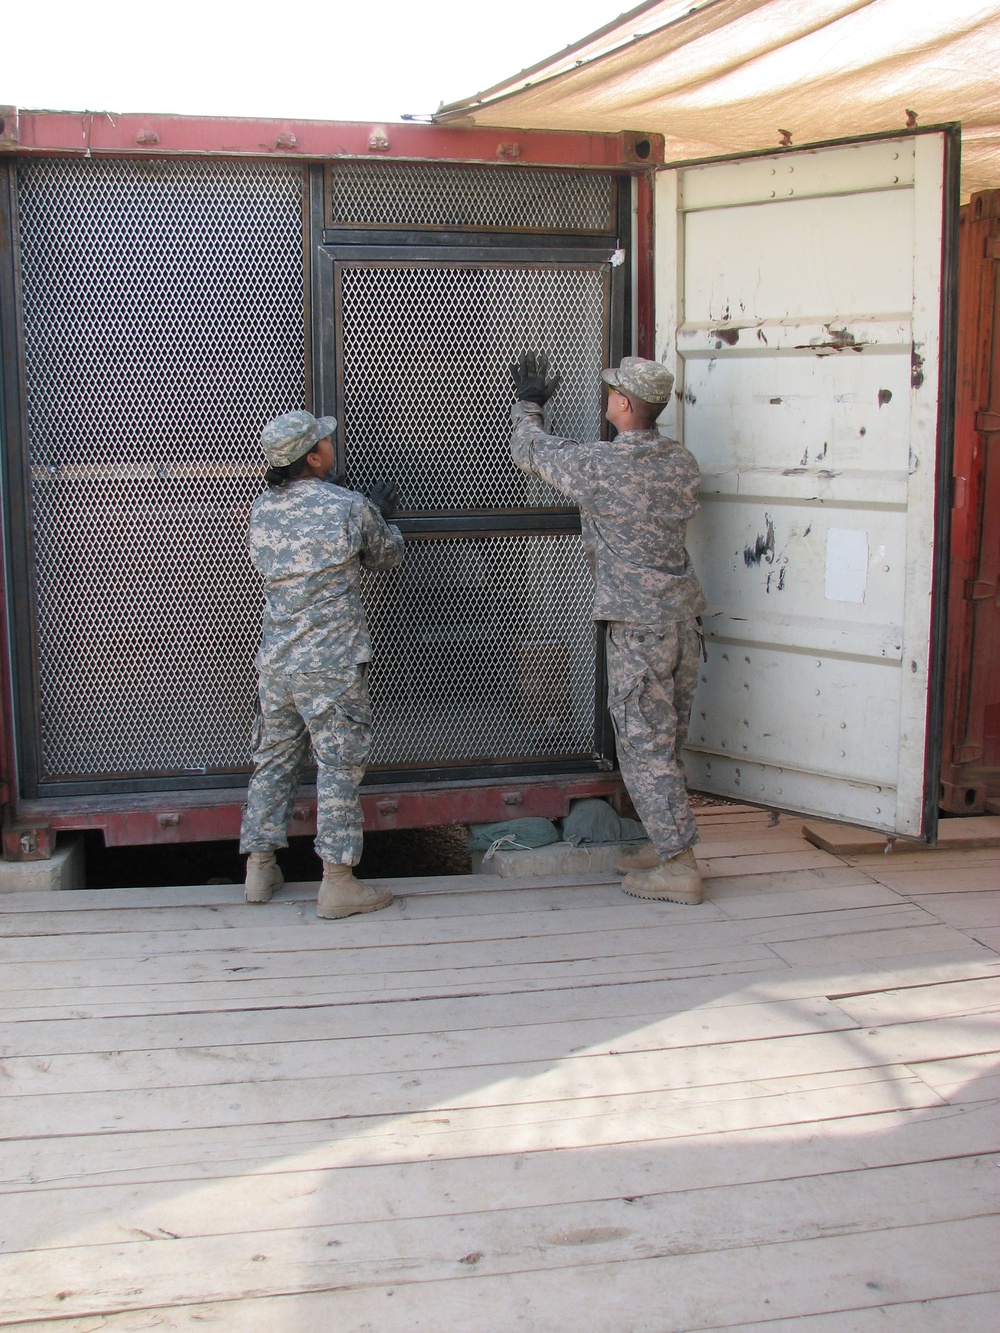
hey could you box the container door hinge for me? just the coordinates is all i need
[975,409,1000,432]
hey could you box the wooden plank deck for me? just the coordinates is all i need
[1,806,998,1331]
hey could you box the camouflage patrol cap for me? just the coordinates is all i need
[602,356,675,404]
[260,410,337,467]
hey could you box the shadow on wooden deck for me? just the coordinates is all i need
[0,806,997,1330]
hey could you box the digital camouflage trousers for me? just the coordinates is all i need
[239,666,371,866]
[606,619,701,860]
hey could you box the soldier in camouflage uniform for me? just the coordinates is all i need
[240,410,405,918]
[510,353,706,905]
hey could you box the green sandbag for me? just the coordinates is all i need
[466,817,561,853]
[561,797,646,846]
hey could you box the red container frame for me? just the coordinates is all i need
[0,108,658,857]
[940,189,1000,814]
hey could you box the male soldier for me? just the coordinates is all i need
[240,409,404,919]
[510,352,706,905]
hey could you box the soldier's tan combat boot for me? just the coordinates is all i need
[317,863,394,919]
[623,847,704,906]
[244,851,283,904]
[614,842,661,873]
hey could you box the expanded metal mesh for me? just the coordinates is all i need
[329,162,614,232]
[15,159,605,787]
[339,262,607,509]
[364,535,596,766]
[16,157,307,780]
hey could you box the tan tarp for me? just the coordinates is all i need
[437,0,1000,200]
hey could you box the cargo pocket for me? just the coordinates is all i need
[623,673,657,748]
[333,673,374,771]
[608,661,647,751]
[608,626,656,753]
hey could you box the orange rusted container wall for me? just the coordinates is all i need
[941,190,1000,814]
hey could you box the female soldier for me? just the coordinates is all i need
[240,409,404,918]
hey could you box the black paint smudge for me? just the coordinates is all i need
[911,345,925,389]
[744,514,776,567]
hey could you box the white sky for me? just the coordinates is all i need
[2,0,629,122]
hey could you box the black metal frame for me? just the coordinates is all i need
[313,177,627,780]
[323,160,619,236]
[5,157,315,799]
[0,161,45,801]
[2,159,630,798]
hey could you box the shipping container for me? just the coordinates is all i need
[0,112,661,857]
[0,109,964,857]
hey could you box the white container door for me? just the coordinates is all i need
[655,131,957,838]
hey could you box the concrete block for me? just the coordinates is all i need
[471,839,650,878]
[0,837,86,892]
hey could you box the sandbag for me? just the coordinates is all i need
[561,798,646,846]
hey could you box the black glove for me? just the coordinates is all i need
[369,479,399,520]
[510,349,561,405]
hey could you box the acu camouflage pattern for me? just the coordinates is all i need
[510,401,706,626]
[249,478,404,676]
[606,622,701,857]
[510,398,704,858]
[601,356,675,404]
[240,667,371,865]
[260,409,338,467]
[240,477,404,866]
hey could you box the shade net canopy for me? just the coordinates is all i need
[436,0,1000,200]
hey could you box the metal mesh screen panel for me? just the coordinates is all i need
[16,157,307,781]
[364,535,596,766]
[339,262,607,509]
[329,162,614,232]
